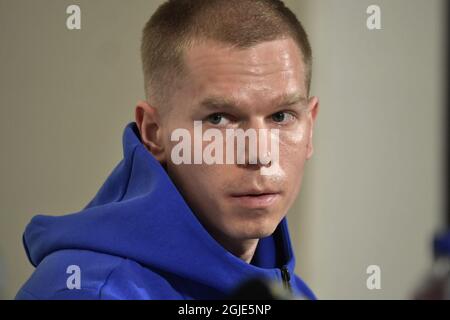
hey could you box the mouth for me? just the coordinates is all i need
[229,190,281,209]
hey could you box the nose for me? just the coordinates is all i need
[235,118,274,169]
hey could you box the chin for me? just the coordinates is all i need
[226,219,279,240]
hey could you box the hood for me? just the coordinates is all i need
[23,122,300,295]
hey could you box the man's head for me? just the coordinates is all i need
[141,0,313,109]
[136,0,319,252]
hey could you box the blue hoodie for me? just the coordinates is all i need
[16,122,315,300]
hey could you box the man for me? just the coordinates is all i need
[16,0,319,300]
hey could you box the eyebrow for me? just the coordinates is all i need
[198,92,308,112]
[281,92,308,107]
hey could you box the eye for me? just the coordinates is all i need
[271,111,296,124]
[205,113,231,126]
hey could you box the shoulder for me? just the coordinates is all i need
[16,249,124,299]
[16,249,182,300]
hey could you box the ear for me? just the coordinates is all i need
[306,96,319,160]
[135,100,166,164]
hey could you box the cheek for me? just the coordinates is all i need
[168,161,226,197]
[279,126,308,163]
[278,128,309,187]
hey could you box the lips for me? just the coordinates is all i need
[229,190,281,209]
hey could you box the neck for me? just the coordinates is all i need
[233,239,259,263]
[213,232,259,263]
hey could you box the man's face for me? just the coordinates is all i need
[159,38,318,243]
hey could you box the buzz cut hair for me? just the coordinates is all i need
[141,0,312,109]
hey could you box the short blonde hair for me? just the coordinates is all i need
[141,0,312,108]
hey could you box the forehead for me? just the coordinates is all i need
[181,38,307,105]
